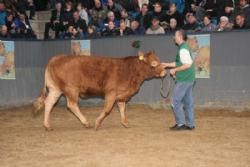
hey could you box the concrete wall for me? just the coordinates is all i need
[0,31,250,108]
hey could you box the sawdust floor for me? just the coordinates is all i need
[0,104,250,167]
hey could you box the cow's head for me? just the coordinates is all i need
[138,51,166,78]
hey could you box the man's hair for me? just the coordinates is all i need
[176,29,187,41]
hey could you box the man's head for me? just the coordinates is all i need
[170,18,177,29]
[174,29,187,45]
[0,2,5,11]
[153,2,162,13]
[73,11,80,20]
[151,16,160,27]
[130,20,139,31]
[203,15,211,26]
[219,16,229,28]
[108,0,114,7]
[55,1,62,11]
[141,3,148,14]
[239,0,249,8]
[94,0,102,8]
[235,14,246,27]
[169,3,177,14]
[186,13,197,24]
[107,11,115,21]
[119,19,126,30]
[0,25,8,35]
[108,21,115,30]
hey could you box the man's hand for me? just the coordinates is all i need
[170,68,176,77]
[161,62,176,68]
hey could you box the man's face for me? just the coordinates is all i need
[152,19,159,27]
[236,15,244,25]
[73,12,79,20]
[0,3,5,11]
[169,4,176,13]
[170,19,177,29]
[174,31,181,44]
[95,0,101,8]
[187,15,196,24]
[239,0,247,7]
[203,16,211,26]
[131,21,139,31]
[141,5,148,13]
[108,0,114,6]
[55,3,62,11]
[154,3,162,13]
[108,21,115,30]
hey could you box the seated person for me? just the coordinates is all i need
[146,16,165,35]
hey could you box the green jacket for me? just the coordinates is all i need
[175,42,195,82]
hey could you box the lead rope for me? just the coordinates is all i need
[160,70,172,98]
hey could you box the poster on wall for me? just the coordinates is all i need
[187,34,210,78]
[0,41,15,80]
[71,40,91,56]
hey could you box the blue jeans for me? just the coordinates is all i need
[171,82,195,127]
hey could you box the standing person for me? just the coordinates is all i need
[162,29,195,131]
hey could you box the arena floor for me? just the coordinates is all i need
[0,104,250,167]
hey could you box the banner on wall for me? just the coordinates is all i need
[71,40,91,56]
[0,41,15,80]
[187,34,210,78]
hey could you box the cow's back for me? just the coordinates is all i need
[46,55,119,96]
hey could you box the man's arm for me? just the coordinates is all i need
[161,62,176,68]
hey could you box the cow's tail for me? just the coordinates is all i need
[32,70,48,116]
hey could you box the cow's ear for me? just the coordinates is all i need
[138,51,145,61]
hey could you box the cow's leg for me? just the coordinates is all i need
[117,102,129,128]
[66,97,91,128]
[95,93,116,130]
[44,90,61,131]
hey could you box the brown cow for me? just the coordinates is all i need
[33,51,166,130]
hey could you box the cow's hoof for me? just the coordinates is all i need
[44,125,53,131]
[121,121,130,128]
[95,120,102,131]
[84,122,92,128]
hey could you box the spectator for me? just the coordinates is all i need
[165,3,185,28]
[165,18,178,33]
[234,0,250,26]
[13,13,36,38]
[216,16,233,31]
[76,2,89,24]
[116,0,138,12]
[91,0,108,21]
[106,0,124,19]
[146,16,165,34]
[101,20,118,36]
[0,25,10,38]
[71,11,87,37]
[86,25,100,38]
[233,13,249,29]
[189,1,206,22]
[80,0,95,10]
[136,3,152,29]
[201,14,216,31]
[170,0,185,14]
[26,0,36,19]
[203,0,217,17]
[138,0,149,10]
[44,1,63,39]
[120,9,131,27]
[88,10,103,32]
[63,25,81,39]
[151,2,165,22]
[116,19,132,36]
[130,19,145,35]
[61,1,74,29]
[0,2,6,26]
[5,12,16,34]
[102,11,120,29]
[183,13,201,32]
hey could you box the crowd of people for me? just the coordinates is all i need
[0,0,250,39]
